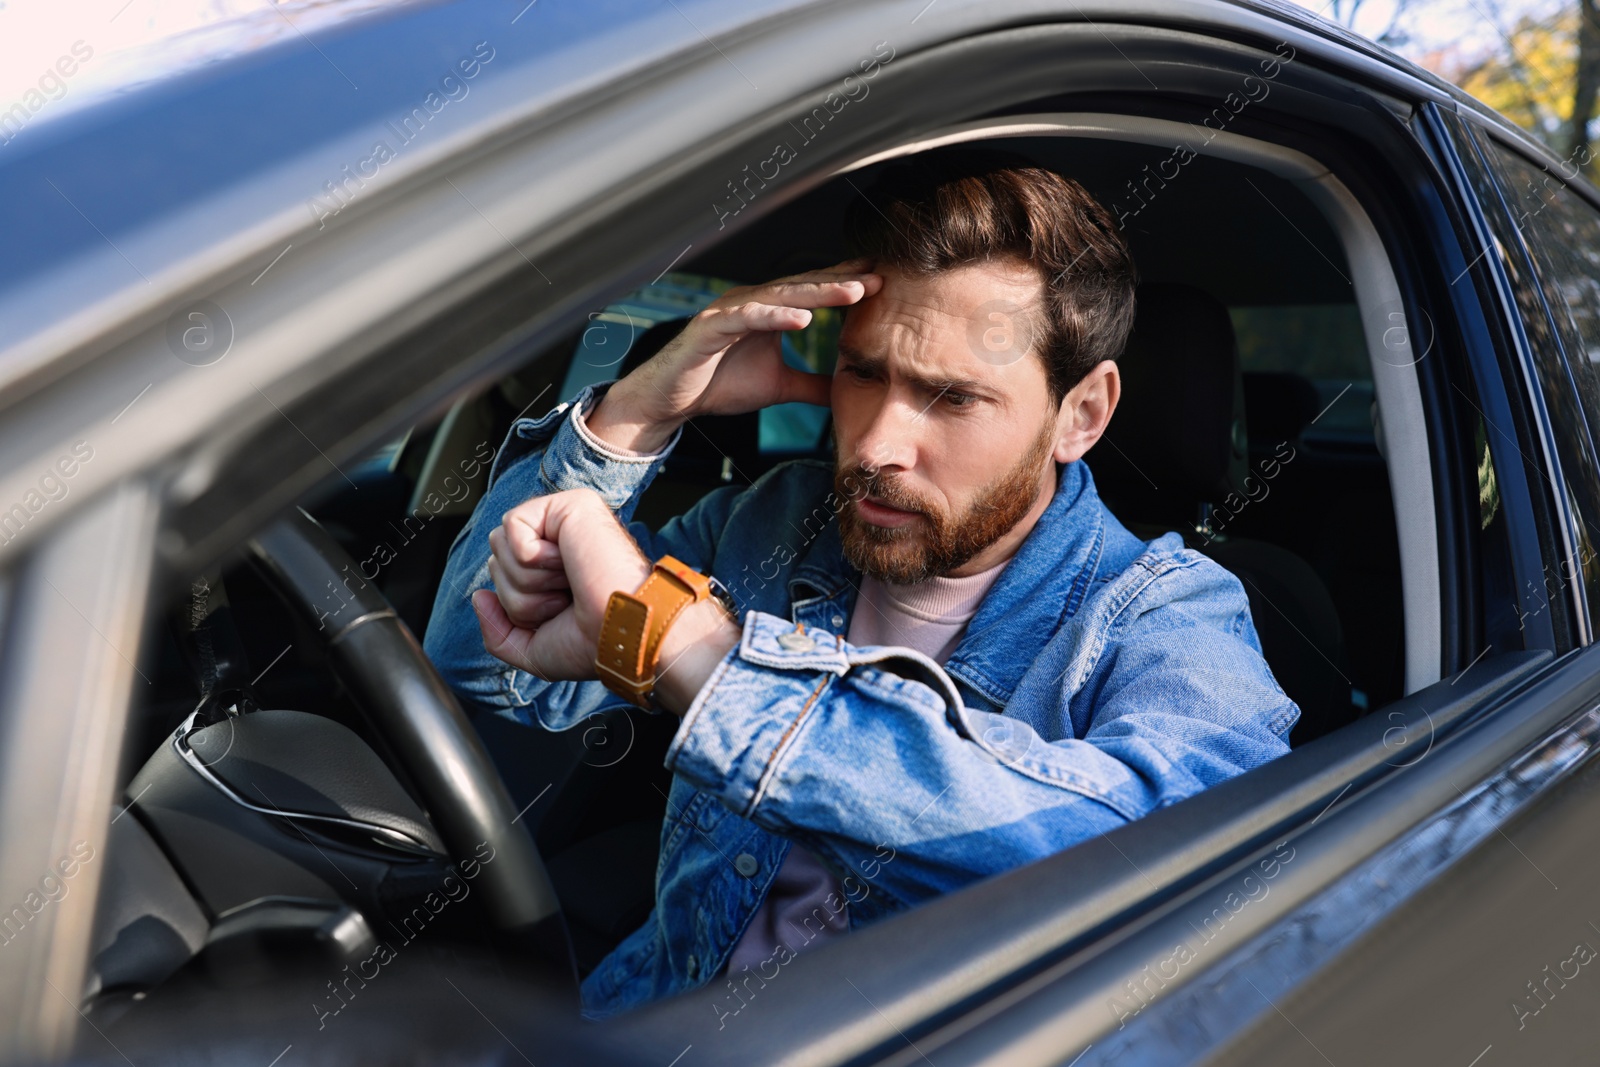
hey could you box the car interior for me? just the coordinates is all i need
[86,121,1435,1024]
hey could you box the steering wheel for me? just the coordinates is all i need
[246,508,575,988]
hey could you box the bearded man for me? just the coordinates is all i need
[423,151,1299,1018]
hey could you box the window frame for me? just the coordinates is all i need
[836,109,1443,694]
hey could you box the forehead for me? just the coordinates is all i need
[839,259,1046,379]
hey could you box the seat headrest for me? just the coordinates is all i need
[1242,371,1321,446]
[1092,283,1248,521]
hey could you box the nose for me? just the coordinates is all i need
[852,392,923,474]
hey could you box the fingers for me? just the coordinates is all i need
[496,489,651,634]
[472,588,540,673]
[496,495,553,551]
[488,526,569,626]
[696,303,814,344]
[488,495,587,631]
[712,269,882,321]
[691,281,872,351]
[474,586,596,684]
[538,489,650,578]
[754,277,879,308]
[498,513,564,568]
[782,257,880,284]
[490,522,568,589]
[488,556,572,629]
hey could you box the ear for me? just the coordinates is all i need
[1051,360,1120,464]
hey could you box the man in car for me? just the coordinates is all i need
[424,150,1300,1018]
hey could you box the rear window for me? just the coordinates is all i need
[1231,304,1372,436]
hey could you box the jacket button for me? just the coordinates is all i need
[831,614,845,628]
[734,853,759,878]
[686,954,697,978]
[778,631,814,652]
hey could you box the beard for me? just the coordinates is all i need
[834,420,1056,585]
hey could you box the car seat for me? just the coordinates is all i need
[1089,283,1357,746]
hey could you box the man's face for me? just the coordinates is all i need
[830,259,1070,584]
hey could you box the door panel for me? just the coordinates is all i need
[596,650,1551,1067]
[1208,669,1600,1065]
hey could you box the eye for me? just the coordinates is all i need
[944,391,977,408]
[843,363,876,382]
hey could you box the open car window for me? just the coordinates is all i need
[128,120,1426,984]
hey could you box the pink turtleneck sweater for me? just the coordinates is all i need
[721,561,1007,978]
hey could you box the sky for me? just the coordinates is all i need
[1289,0,1567,76]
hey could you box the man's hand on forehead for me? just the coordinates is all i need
[584,258,883,454]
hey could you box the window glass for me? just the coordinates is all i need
[1483,150,1600,436]
[1231,304,1373,436]
[1472,139,1600,629]
[1231,304,1369,378]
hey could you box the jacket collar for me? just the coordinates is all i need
[787,460,1108,707]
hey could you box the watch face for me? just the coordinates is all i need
[706,576,740,618]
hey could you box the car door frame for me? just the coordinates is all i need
[0,483,159,1062]
[575,28,1589,1067]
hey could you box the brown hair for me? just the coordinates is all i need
[842,148,1138,401]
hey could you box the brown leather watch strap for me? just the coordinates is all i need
[595,555,712,708]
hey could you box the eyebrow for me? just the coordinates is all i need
[836,343,988,395]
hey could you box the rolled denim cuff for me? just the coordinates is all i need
[490,381,681,511]
[570,388,674,460]
[664,612,848,817]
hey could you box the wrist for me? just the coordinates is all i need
[585,379,683,454]
[652,600,740,715]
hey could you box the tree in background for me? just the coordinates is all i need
[1570,0,1600,162]
[1311,0,1600,172]
[1453,6,1579,146]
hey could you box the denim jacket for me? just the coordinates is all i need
[423,382,1299,1019]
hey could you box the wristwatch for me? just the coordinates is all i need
[594,555,737,709]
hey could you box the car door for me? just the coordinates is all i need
[574,42,1599,1067]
